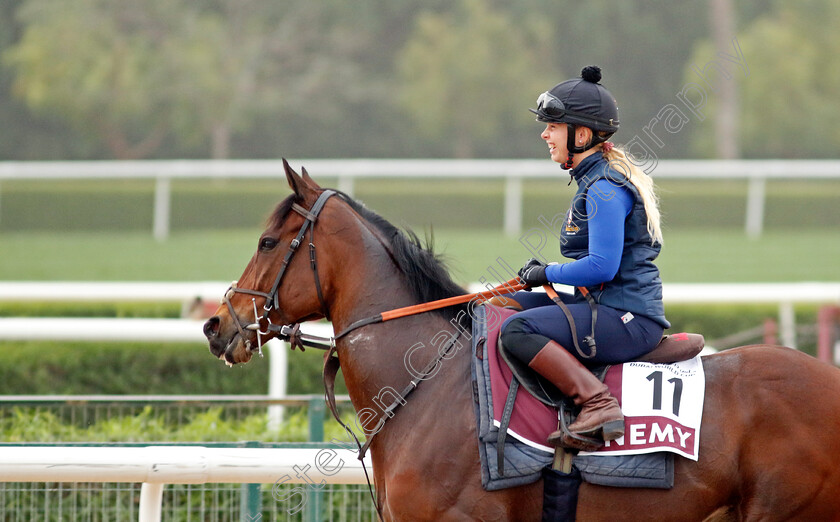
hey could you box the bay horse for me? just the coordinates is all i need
[204,161,840,521]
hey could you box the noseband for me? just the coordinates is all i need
[222,190,336,355]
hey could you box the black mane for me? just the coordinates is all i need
[269,191,469,324]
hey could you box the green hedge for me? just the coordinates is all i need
[668,304,818,355]
[0,302,182,319]
[0,407,358,443]
[0,341,344,395]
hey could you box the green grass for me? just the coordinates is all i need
[0,176,837,287]
[1,227,838,284]
[656,229,840,282]
[0,229,258,281]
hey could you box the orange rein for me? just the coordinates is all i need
[331,277,528,340]
[379,277,526,322]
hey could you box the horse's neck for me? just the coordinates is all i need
[330,262,437,414]
[321,209,478,492]
[325,218,456,416]
[337,314,453,403]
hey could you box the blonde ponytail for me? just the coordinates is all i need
[601,145,664,245]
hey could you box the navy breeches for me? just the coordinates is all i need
[500,291,663,366]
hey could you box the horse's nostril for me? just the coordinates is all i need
[203,316,221,338]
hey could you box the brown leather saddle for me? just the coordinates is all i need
[498,332,706,408]
[496,332,705,453]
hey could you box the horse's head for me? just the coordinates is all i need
[203,160,336,365]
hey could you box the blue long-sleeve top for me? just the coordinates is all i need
[544,179,634,287]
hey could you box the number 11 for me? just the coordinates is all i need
[646,371,683,416]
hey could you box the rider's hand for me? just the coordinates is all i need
[518,258,549,288]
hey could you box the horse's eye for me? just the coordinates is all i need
[259,237,279,251]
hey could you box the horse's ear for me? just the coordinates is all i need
[301,166,319,187]
[283,159,321,199]
[284,158,308,199]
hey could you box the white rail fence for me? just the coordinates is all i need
[2,159,839,239]
[0,445,372,522]
[2,281,839,351]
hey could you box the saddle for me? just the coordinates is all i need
[497,332,704,452]
[498,332,705,409]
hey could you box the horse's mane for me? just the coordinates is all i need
[270,191,469,324]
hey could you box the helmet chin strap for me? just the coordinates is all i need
[561,124,588,170]
[560,124,613,171]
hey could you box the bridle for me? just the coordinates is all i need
[218,187,530,520]
[219,188,390,519]
[221,189,336,357]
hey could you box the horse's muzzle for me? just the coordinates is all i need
[203,316,221,339]
[203,316,253,365]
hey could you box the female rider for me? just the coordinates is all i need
[498,66,670,448]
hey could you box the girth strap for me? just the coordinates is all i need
[497,376,520,477]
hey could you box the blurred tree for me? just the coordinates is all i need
[510,0,711,157]
[687,0,840,158]
[5,0,183,158]
[0,0,778,160]
[395,0,556,157]
[3,0,368,159]
[708,0,739,159]
[163,0,335,159]
[235,0,455,159]
[0,0,90,159]
[494,0,734,158]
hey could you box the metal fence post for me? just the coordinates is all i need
[138,483,163,522]
[240,442,262,521]
[308,397,325,442]
[504,175,522,237]
[745,176,766,239]
[153,176,171,242]
[338,174,354,197]
[306,398,325,522]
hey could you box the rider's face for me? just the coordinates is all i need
[541,123,568,164]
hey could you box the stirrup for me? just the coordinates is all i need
[548,402,606,452]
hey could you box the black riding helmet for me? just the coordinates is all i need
[531,66,620,169]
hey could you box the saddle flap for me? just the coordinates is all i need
[497,337,572,408]
[633,333,705,364]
